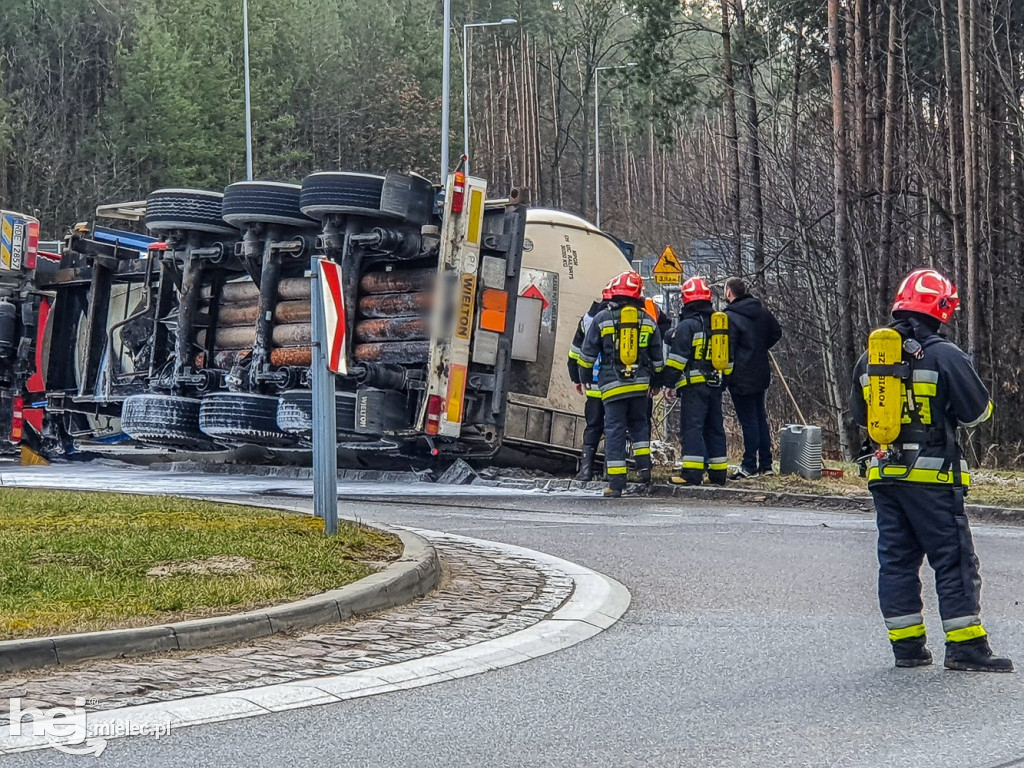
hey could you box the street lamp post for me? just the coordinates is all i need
[441,0,453,182]
[594,62,636,229]
[243,0,253,180]
[463,18,517,176]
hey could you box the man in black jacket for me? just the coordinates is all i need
[724,277,783,479]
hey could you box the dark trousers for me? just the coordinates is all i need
[582,396,604,449]
[604,396,650,490]
[873,483,982,632]
[678,385,727,484]
[732,390,773,474]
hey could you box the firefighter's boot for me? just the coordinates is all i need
[575,447,598,482]
[604,469,628,498]
[670,470,703,486]
[635,455,652,489]
[891,636,932,668]
[707,469,728,487]
[944,637,1014,672]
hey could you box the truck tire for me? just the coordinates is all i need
[277,389,357,437]
[199,392,296,445]
[121,394,219,450]
[145,189,237,235]
[299,172,389,220]
[378,171,436,226]
[221,181,315,228]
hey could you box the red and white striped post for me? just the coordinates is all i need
[311,256,340,534]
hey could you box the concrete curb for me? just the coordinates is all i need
[647,483,875,512]
[0,528,439,676]
[646,482,1024,526]
[149,461,431,485]
[473,472,1024,527]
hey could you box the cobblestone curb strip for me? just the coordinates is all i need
[0,530,630,756]
[0,529,440,676]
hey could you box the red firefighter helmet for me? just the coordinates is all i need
[891,268,960,323]
[601,280,614,301]
[605,270,644,300]
[681,276,712,304]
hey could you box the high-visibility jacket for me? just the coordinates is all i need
[849,318,992,487]
[644,298,659,323]
[664,303,734,388]
[578,298,664,402]
[568,302,604,399]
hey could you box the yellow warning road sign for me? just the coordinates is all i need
[652,246,682,274]
[652,246,683,284]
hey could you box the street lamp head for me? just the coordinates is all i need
[597,61,639,72]
[500,17,517,24]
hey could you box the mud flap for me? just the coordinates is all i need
[20,445,48,466]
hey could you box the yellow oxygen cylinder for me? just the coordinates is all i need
[710,311,730,373]
[867,327,904,447]
[618,305,639,367]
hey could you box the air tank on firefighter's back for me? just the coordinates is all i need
[0,298,17,354]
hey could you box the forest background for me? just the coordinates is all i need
[1,0,1022,461]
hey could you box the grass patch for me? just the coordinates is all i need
[0,489,400,640]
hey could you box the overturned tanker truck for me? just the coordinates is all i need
[33,170,632,466]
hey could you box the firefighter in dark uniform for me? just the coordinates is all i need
[850,268,1012,672]
[567,283,614,481]
[578,270,664,498]
[666,277,732,486]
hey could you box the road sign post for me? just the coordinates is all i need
[311,255,339,535]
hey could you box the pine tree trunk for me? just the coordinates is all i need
[878,0,901,323]
[958,0,979,357]
[722,1,743,274]
[940,0,965,292]
[829,0,855,459]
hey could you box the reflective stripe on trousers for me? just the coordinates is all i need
[943,615,987,643]
[707,456,728,471]
[885,614,926,642]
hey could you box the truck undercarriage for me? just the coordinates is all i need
[37,170,529,463]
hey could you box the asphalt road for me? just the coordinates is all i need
[6,470,1024,768]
